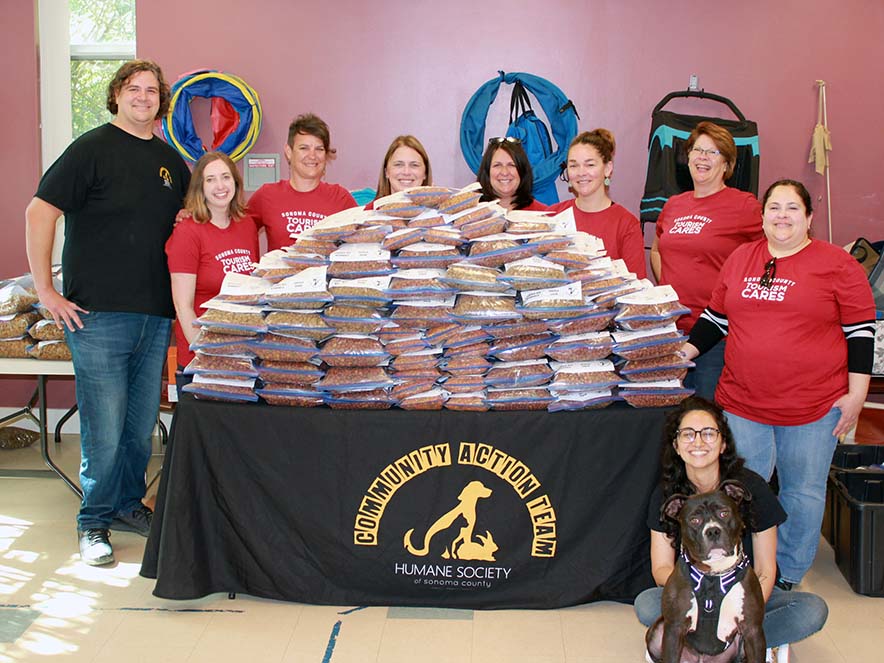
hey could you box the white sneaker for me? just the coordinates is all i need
[78,528,114,566]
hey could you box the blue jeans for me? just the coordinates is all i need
[725,408,840,584]
[684,338,725,402]
[634,586,828,648]
[65,312,171,530]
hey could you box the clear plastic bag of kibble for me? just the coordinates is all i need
[614,285,691,331]
[618,379,694,408]
[485,359,553,388]
[485,387,554,410]
[451,291,521,322]
[548,359,619,392]
[548,388,617,412]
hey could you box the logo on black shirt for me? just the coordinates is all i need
[159,167,172,189]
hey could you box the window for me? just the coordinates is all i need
[69,0,136,138]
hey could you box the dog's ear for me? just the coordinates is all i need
[662,493,688,522]
[721,480,752,505]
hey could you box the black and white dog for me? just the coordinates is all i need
[645,480,766,663]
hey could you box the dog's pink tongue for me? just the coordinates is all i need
[707,548,728,561]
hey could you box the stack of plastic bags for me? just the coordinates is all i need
[181,184,695,410]
[0,275,72,361]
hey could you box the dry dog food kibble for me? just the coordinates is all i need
[186,353,257,376]
[186,383,257,402]
[325,388,393,410]
[620,390,692,408]
[0,312,41,339]
[317,366,391,390]
[452,294,519,319]
[489,333,554,361]
[423,227,464,246]
[342,225,391,244]
[438,190,482,215]
[376,201,425,218]
[392,379,439,401]
[404,186,454,208]
[443,374,487,393]
[546,310,618,335]
[443,341,491,357]
[482,320,549,339]
[265,311,331,340]
[256,361,323,386]
[197,308,266,336]
[444,394,489,411]
[0,337,32,358]
[323,305,385,334]
[258,386,324,407]
[443,354,492,374]
[27,340,72,361]
[251,334,317,362]
[619,354,692,382]
[381,228,425,251]
[486,388,552,410]
[290,238,338,256]
[407,213,445,228]
[546,333,614,362]
[319,335,387,367]
[396,388,446,410]
[0,289,40,315]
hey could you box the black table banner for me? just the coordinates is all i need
[141,398,665,609]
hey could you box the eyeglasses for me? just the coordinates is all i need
[759,258,777,288]
[676,427,721,444]
[488,136,522,146]
[689,147,721,157]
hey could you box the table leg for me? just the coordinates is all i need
[54,404,79,444]
[38,375,82,498]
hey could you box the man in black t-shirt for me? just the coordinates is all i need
[25,60,190,566]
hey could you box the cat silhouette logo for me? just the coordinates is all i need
[403,480,498,561]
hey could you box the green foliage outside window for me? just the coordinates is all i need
[70,0,135,138]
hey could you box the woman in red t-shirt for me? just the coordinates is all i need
[683,179,875,588]
[547,129,645,277]
[165,152,259,377]
[650,122,763,399]
[477,137,547,212]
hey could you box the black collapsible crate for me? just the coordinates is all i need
[831,470,884,596]
[823,445,884,544]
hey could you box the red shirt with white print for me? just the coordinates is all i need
[165,215,259,365]
[710,238,875,425]
[547,200,647,278]
[247,179,356,251]
[656,187,762,331]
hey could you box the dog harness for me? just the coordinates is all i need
[679,548,751,655]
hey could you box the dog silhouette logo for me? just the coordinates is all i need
[403,480,498,561]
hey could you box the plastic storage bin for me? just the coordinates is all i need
[830,470,884,596]
[823,445,884,544]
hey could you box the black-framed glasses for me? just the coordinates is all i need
[676,427,721,444]
[759,258,777,288]
[488,136,522,146]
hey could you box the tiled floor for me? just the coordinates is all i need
[1,433,883,662]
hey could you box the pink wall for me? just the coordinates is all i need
[135,0,884,242]
[0,1,54,406]
[2,0,882,406]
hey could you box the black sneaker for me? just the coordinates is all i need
[78,528,114,566]
[775,577,793,591]
[110,504,153,537]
